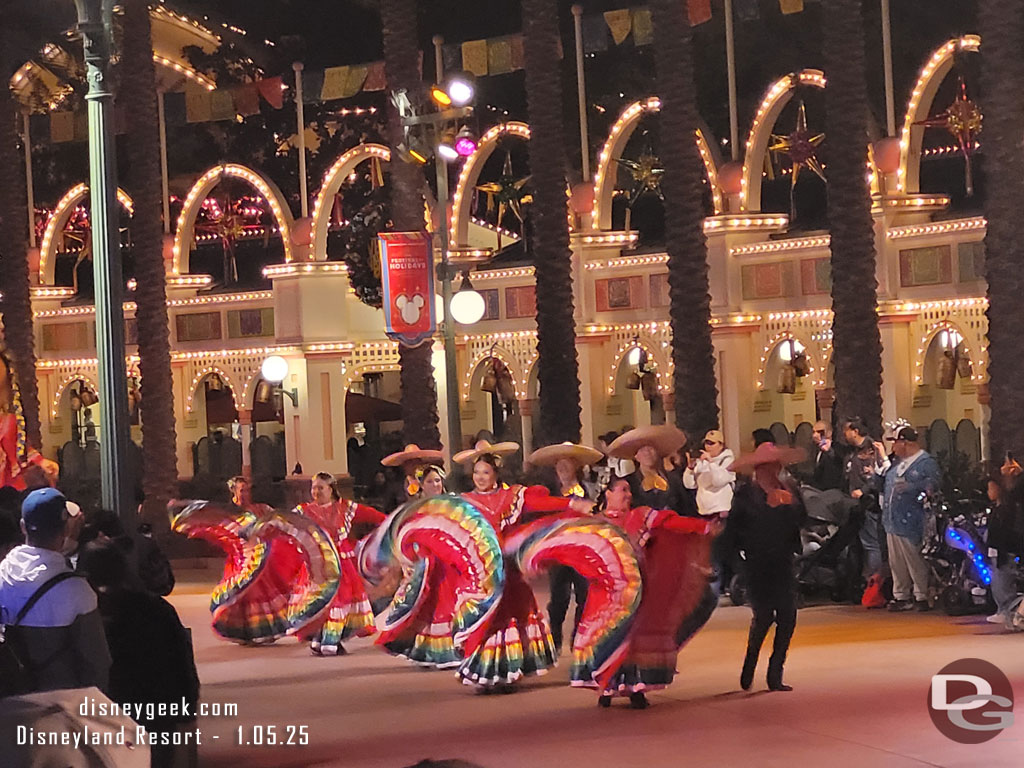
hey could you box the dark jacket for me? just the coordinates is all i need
[809,445,845,491]
[988,500,1024,561]
[727,479,806,572]
[627,469,698,517]
[98,588,200,730]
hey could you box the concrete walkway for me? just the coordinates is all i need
[169,575,1024,767]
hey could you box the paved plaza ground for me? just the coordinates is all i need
[170,571,1024,768]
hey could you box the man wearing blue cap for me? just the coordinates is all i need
[0,488,110,693]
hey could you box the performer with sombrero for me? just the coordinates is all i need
[453,440,590,689]
[727,442,807,692]
[375,443,462,667]
[381,444,447,502]
[527,441,602,654]
[607,425,697,517]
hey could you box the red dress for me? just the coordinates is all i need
[600,507,713,695]
[298,499,385,654]
[0,412,45,490]
[458,485,571,686]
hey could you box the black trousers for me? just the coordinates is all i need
[548,565,588,648]
[744,565,797,684]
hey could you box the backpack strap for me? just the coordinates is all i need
[12,572,81,627]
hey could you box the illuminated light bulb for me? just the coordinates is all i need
[261,355,289,384]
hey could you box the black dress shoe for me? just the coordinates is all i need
[915,600,932,612]
[629,692,649,709]
[767,676,793,692]
[740,659,756,691]
[598,695,612,708]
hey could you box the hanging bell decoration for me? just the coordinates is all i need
[80,388,98,407]
[481,362,498,393]
[955,345,973,379]
[256,380,274,404]
[70,392,83,413]
[494,362,517,405]
[777,363,797,394]
[640,371,658,401]
[793,351,810,378]
[937,350,956,390]
[626,371,642,390]
[207,375,224,392]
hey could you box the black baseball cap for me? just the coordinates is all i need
[893,426,919,442]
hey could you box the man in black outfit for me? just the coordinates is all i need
[726,443,806,692]
[607,425,698,517]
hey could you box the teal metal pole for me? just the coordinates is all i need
[75,0,134,524]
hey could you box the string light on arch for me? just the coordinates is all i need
[756,332,816,390]
[49,374,100,419]
[898,35,981,194]
[185,367,241,413]
[606,338,666,396]
[172,164,294,274]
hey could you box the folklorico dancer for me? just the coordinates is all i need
[169,487,342,646]
[454,440,591,689]
[594,476,716,708]
[296,472,385,655]
[527,441,602,655]
[0,347,56,489]
[375,444,463,667]
[607,425,697,517]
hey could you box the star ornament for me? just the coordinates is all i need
[615,149,665,206]
[768,100,826,187]
[475,151,531,250]
[913,78,982,196]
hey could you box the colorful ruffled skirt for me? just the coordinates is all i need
[458,565,556,687]
[301,555,375,654]
[378,560,462,668]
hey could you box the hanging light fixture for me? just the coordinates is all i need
[449,273,485,325]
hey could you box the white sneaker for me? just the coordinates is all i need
[986,613,1005,624]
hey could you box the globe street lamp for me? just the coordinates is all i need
[73,0,133,523]
[449,275,486,326]
[260,355,299,407]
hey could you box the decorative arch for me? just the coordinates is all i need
[450,122,532,249]
[740,70,828,212]
[339,362,402,394]
[897,35,981,195]
[756,332,818,391]
[914,320,979,385]
[186,367,242,413]
[49,374,99,420]
[592,97,722,229]
[461,347,525,402]
[606,336,670,396]
[39,184,135,286]
[310,144,391,261]
[172,164,295,274]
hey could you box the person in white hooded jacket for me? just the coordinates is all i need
[0,488,110,694]
[683,430,736,518]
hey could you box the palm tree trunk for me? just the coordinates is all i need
[650,0,720,440]
[380,0,442,450]
[0,35,41,450]
[979,0,1024,457]
[121,0,178,522]
[823,0,884,437]
[522,0,582,446]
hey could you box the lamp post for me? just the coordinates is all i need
[397,75,481,460]
[73,0,133,524]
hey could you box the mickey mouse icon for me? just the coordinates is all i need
[395,293,425,326]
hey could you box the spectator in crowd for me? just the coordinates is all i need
[807,421,844,491]
[986,459,1023,625]
[881,426,940,611]
[77,540,199,768]
[683,430,736,594]
[0,488,111,693]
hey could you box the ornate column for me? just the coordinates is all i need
[519,399,536,458]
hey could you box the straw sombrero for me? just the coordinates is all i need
[728,442,806,473]
[452,439,520,466]
[381,444,445,468]
[527,442,603,467]
[606,425,687,459]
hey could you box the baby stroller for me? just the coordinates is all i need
[922,493,993,615]
[795,486,864,602]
